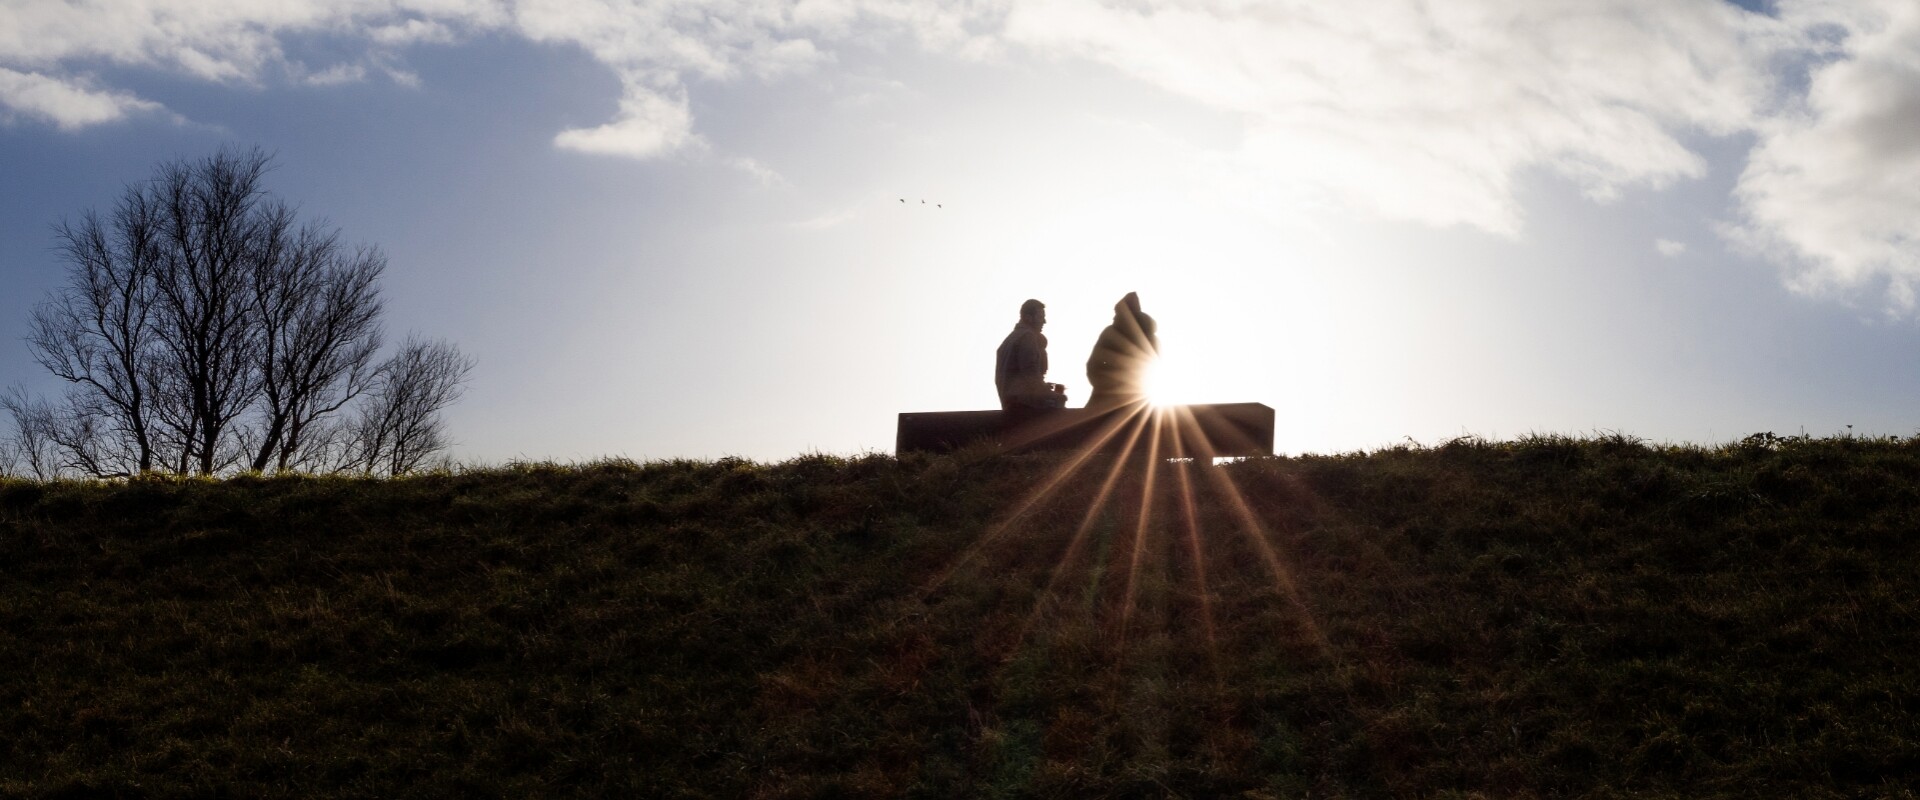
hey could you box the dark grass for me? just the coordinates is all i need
[4,433,1920,798]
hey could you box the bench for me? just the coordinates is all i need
[896,403,1275,458]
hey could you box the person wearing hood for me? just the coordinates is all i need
[1085,292,1159,411]
[996,298,1068,410]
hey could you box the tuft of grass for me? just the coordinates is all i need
[3,438,1920,797]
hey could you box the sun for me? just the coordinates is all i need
[1140,355,1187,408]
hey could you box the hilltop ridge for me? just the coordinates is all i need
[3,434,1918,798]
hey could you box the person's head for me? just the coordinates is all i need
[1020,298,1046,329]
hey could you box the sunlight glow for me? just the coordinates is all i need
[1141,350,1203,408]
[1142,358,1171,408]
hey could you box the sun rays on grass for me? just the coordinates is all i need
[913,401,1330,705]
[886,401,1351,791]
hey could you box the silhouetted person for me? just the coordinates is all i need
[1085,292,1159,411]
[996,298,1068,410]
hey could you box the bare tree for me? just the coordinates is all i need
[1,388,63,480]
[343,337,473,476]
[26,192,166,475]
[248,227,385,472]
[145,150,277,474]
[17,146,468,477]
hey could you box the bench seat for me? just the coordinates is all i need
[896,402,1274,458]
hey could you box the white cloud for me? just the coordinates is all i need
[0,0,366,82]
[0,68,163,129]
[512,0,842,157]
[370,18,459,46]
[1002,0,1780,235]
[552,82,696,158]
[6,0,1920,311]
[0,0,871,158]
[1731,0,1920,308]
[722,154,788,187]
[1656,238,1688,257]
[303,62,370,86]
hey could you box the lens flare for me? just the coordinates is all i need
[1141,356,1199,408]
[1141,358,1174,408]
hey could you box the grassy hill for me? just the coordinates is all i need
[3,434,1919,798]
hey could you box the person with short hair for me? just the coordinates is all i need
[995,298,1068,410]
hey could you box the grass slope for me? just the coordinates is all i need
[3,434,1919,798]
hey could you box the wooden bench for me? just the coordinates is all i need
[896,403,1275,458]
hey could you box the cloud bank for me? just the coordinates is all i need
[0,67,163,129]
[1005,0,1778,235]
[1731,0,1920,308]
[5,1,1920,307]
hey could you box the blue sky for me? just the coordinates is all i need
[5,0,1920,463]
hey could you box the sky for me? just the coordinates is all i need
[5,0,1920,463]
